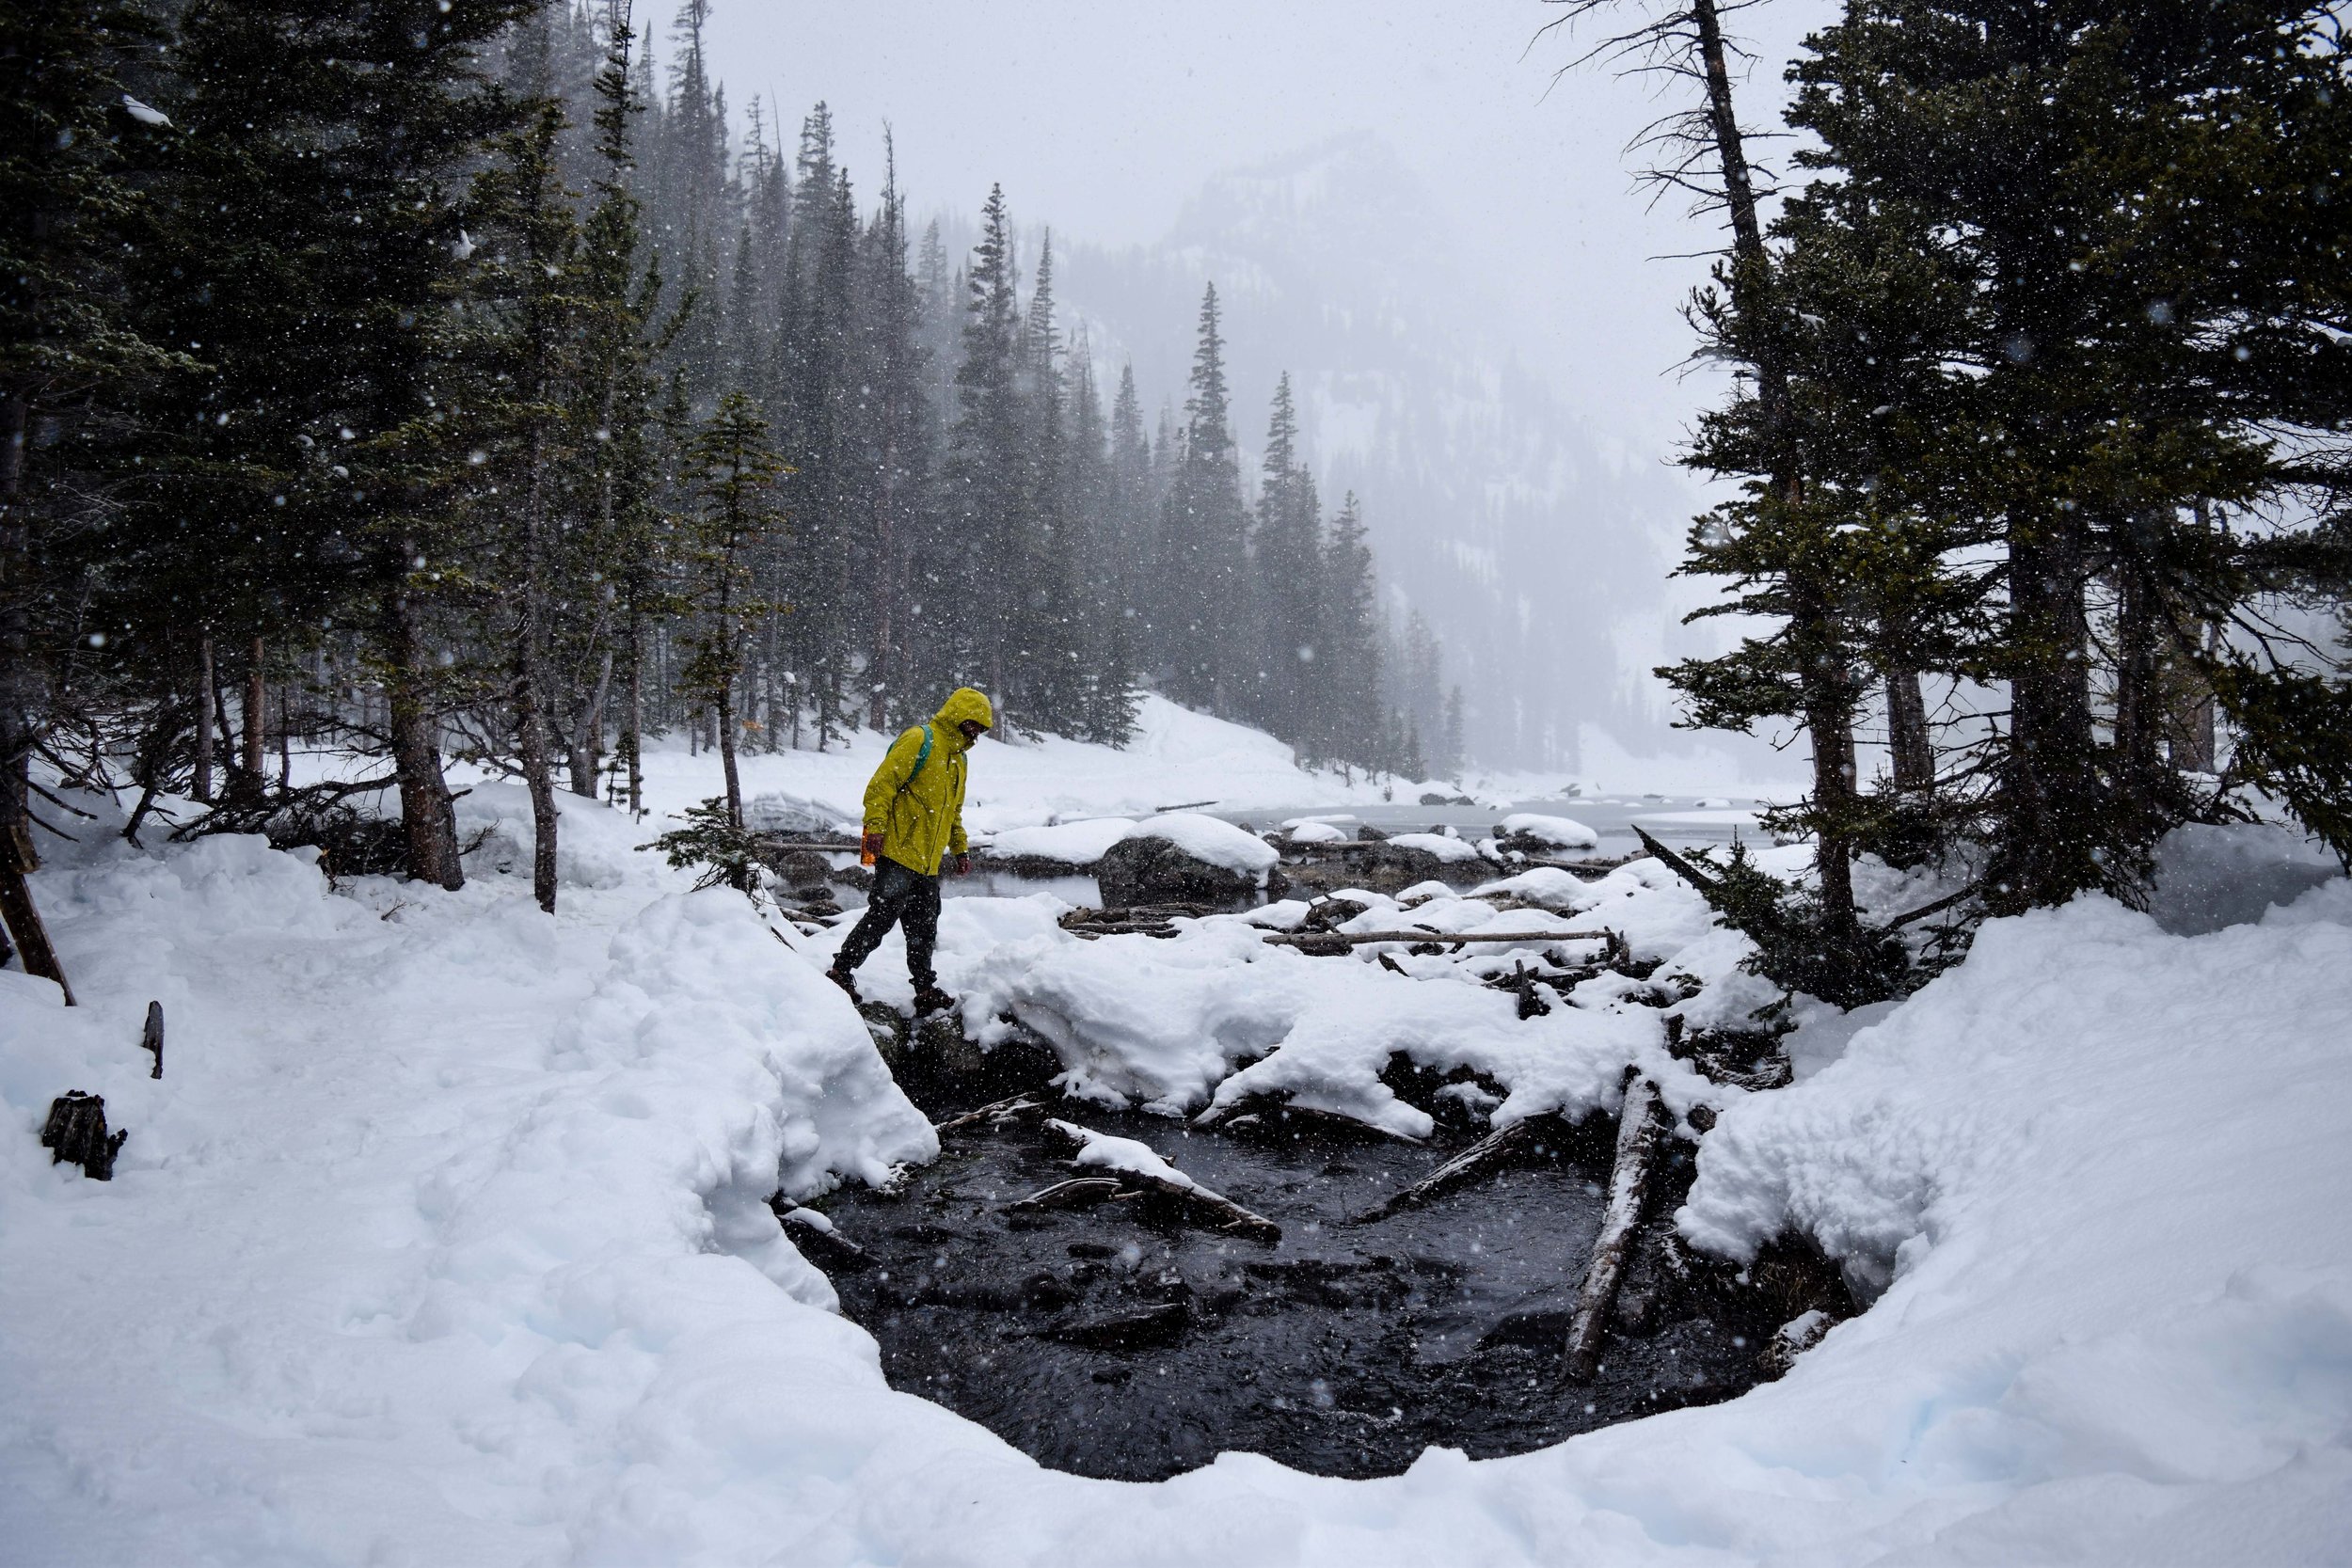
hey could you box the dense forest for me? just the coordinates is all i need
[1,0,1442,933]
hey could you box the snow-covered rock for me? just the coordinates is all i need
[1498,812,1599,849]
[1384,831,1491,864]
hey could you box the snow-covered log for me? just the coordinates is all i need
[1564,1074,1667,1382]
[1261,927,1608,950]
[1037,1119,1281,1243]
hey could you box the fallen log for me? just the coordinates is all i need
[1262,927,1610,950]
[1038,1120,1282,1243]
[1564,1074,1668,1382]
[773,1204,873,1273]
[1010,1175,1127,1212]
[0,850,75,1006]
[1355,1113,1557,1222]
[932,1093,1050,1136]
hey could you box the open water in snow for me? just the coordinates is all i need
[815,1102,1773,1481]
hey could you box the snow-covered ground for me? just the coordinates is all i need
[636,693,1411,836]
[4,714,2349,1565]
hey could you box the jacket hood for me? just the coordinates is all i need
[934,688,993,748]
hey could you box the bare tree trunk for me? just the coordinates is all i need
[625,610,644,815]
[0,391,71,1002]
[194,636,215,804]
[2112,559,2166,839]
[1989,511,2097,912]
[1887,666,1933,793]
[383,577,463,890]
[564,649,612,799]
[869,454,897,732]
[243,635,265,779]
[516,436,560,914]
[717,679,743,828]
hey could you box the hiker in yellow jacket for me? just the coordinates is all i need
[827,688,993,1014]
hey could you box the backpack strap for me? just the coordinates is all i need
[893,725,934,799]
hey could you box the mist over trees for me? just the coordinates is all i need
[1,0,1445,925]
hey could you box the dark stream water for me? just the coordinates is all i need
[811,1100,1775,1481]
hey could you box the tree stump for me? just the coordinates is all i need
[41,1091,126,1180]
[141,1001,164,1079]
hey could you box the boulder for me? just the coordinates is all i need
[1096,834,1263,910]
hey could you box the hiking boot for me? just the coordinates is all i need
[825,966,862,1005]
[911,984,956,1017]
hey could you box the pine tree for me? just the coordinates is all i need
[1012,232,1086,732]
[1788,0,2352,904]
[678,392,787,827]
[850,131,929,733]
[942,184,1025,721]
[1252,372,1325,739]
[1157,283,1248,715]
[466,100,587,913]
[1317,492,1388,772]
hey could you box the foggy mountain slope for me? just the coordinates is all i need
[1055,134,1734,773]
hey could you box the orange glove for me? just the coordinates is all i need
[859,832,884,867]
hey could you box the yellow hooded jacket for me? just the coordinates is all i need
[862,688,993,877]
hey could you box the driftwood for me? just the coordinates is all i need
[1564,1074,1668,1381]
[931,1093,1050,1136]
[1058,903,1213,941]
[40,1091,125,1180]
[1355,1113,1556,1222]
[1010,1175,1128,1212]
[1263,927,1609,950]
[141,1001,164,1079]
[1036,1120,1282,1243]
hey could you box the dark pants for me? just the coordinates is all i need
[836,856,942,990]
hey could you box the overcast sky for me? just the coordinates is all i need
[696,0,1839,454]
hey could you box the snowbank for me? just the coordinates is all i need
[5,764,2347,1566]
[979,816,1136,865]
